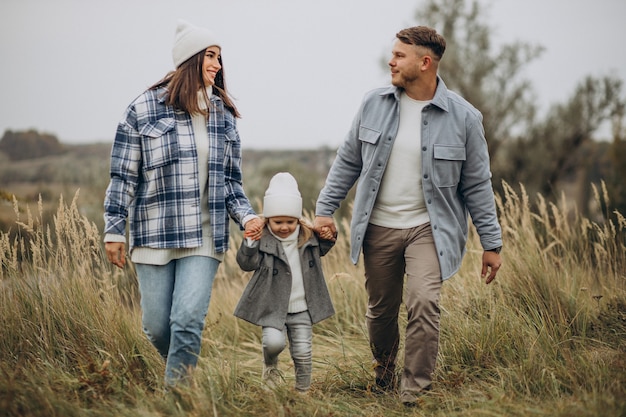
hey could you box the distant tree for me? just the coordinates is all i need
[500,75,625,215]
[0,129,65,160]
[605,98,626,216]
[408,0,626,214]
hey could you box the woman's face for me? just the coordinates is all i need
[202,46,222,86]
[268,216,298,238]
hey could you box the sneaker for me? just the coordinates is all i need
[401,387,430,407]
[402,395,426,408]
[262,365,283,389]
[402,400,420,408]
[375,372,397,392]
[373,358,397,391]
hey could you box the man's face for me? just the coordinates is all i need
[388,39,423,88]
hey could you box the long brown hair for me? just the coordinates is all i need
[150,49,240,117]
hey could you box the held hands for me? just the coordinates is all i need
[481,251,502,284]
[105,242,126,269]
[314,216,337,242]
[244,217,264,241]
[318,226,337,241]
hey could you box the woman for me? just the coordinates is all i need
[103,19,263,386]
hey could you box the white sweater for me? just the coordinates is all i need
[369,92,430,229]
[269,226,308,313]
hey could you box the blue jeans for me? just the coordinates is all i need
[262,311,313,391]
[135,256,220,386]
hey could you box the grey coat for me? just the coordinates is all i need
[233,230,336,329]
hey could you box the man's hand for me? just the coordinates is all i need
[105,242,126,269]
[313,216,337,241]
[318,226,337,241]
[481,251,502,284]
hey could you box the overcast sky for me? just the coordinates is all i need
[1,0,625,149]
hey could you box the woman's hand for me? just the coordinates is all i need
[244,217,264,241]
[105,242,126,269]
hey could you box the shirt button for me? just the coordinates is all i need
[424,174,429,179]
[423,120,428,125]
[422,146,427,151]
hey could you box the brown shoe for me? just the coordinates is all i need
[373,360,396,391]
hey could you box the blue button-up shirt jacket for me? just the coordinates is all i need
[316,77,503,280]
[104,86,256,254]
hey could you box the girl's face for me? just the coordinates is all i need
[202,46,222,86]
[267,216,298,238]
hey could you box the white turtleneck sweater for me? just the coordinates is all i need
[267,225,308,313]
[370,92,431,229]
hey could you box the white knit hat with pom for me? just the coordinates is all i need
[263,173,302,219]
[172,19,220,68]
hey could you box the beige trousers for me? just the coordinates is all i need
[362,222,442,402]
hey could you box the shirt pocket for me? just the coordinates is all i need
[139,118,179,170]
[433,144,466,187]
[358,126,381,171]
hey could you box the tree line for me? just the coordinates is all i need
[2,0,625,220]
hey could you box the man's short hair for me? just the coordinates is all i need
[396,26,446,60]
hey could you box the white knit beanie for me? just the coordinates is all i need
[172,19,220,68]
[263,173,302,219]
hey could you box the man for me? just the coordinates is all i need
[314,26,502,406]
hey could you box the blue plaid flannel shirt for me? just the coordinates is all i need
[104,86,256,253]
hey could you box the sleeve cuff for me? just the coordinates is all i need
[245,237,259,247]
[242,214,260,226]
[104,233,126,243]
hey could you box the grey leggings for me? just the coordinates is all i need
[262,310,313,391]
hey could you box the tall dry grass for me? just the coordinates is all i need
[0,183,625,417]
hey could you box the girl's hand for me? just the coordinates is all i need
[318,226,337,242]
[314,216,336,239]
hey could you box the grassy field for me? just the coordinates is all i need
[1,182,625,417]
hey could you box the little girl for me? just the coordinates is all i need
[234,172,336,392]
